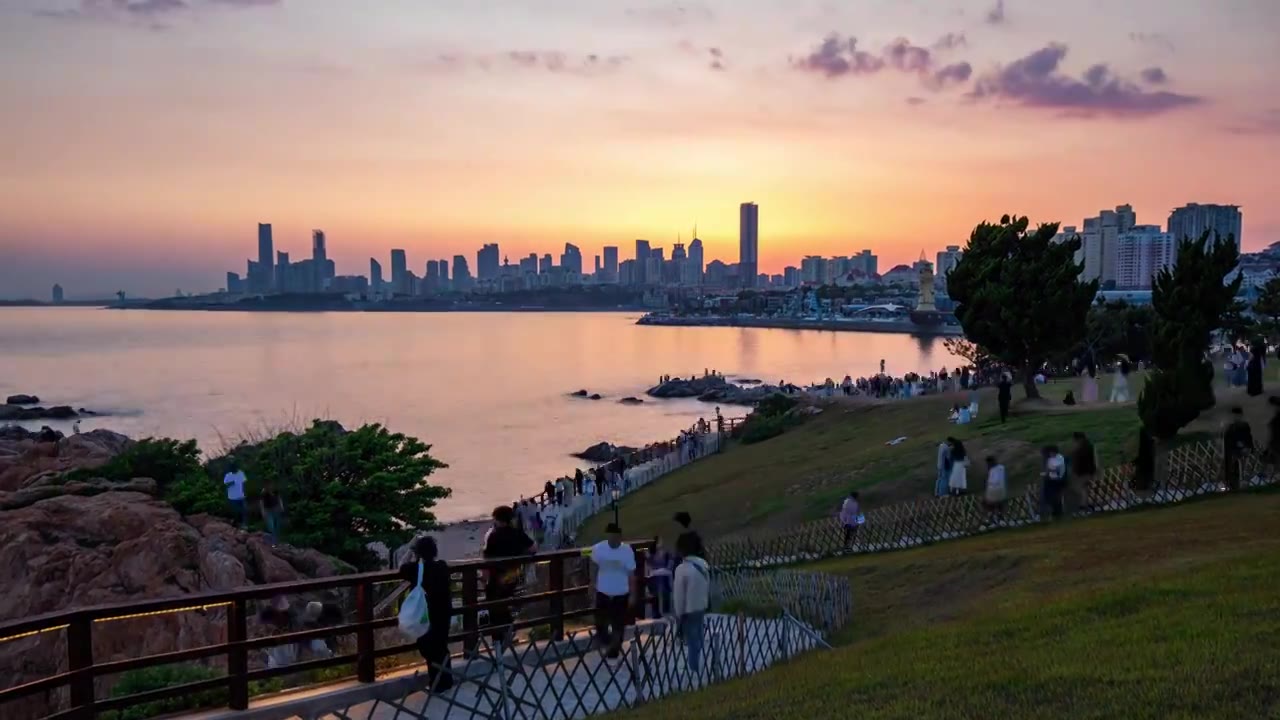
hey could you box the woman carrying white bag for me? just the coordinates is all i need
[398,536,454,692]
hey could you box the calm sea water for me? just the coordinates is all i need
[0,308,958,521]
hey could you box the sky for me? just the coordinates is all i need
[1,0,1278,299]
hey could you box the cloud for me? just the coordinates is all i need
[1129,32,1175,52]
[36,0,277,25]
[791,35,884,78]
[932,32,967,51]
[969,43,1203,116]
[985,0,1006,25]
[625,3,714,27]
[905,97,927,106]
[793,34,970,91]
[708,47,725,71]
[427,51,630,76]
[1140,67,1167,84]
[1222,108,1280,135]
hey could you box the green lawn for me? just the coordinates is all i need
[587,371,1277,547]
[612,491,1280,720]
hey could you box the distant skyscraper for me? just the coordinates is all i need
[257,223,274,292]
[594,255,601,276]
[426,260,439,293]
[439,259,449,284]
[312,230,329,291]
[520,254,538,275]
[739,202,759,288]
[561,243,583,275]
[854,249,878,278]
[51,284,64,303]
[603,246,619,281]
[1168,203,1243,250]
[452,255,472,290]
[226,272,242,294]
[934,246,962,288]
[687,237,704,285]
[1116,225,1175,290]
[477,243,500,281]
[634,239,651,284]
[618,259,637,285]
[539,254,553,274]
[275,251,291,293]
[391,249,408,294]
[370,258,383,290]
[783,266,800,288]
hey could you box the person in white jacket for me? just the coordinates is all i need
[672,533,711,673]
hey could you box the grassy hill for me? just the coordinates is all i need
[585,372,1275,546]
[613,490,1280,720]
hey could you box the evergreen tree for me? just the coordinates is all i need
[946,215,1098,399]
[1251,276,1280,340]
[1138,231,1242,440]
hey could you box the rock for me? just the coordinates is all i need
[0,491,351,719]
[573,441,637,463]
[736,378,763,385]
[569,389,588,397]
[618,397,644,405]
[646,375,728,399]
[0,405,81,421]
[5,394,39,405]
[697,384,787,406]
[0,428,131,492]
[589,393,602,400]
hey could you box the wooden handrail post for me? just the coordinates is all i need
[227,599,249,711]
[461,567,479,654]
[356,580,375,683]
[632,548,648,623]
[66,612,94,720]
[549,556,565,641]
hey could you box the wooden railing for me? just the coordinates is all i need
[0,540,657,720]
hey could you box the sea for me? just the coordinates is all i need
[0,308,959,521]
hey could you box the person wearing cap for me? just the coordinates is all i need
[589,523,635,660]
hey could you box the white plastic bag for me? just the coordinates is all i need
[398,561,431,639]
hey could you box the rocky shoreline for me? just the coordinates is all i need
[2,392,102,421]
[646,375,788,406]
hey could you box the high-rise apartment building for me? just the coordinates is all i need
[739,202,759,288]
[1168,203,1243,249]
[52,284,64,303]
[539,254,553,274]
[934,246,962,288]
[226,272,242,294]
[519,254,538,275]
[634,239,651,284]
[561,243,583,275]
[603,246,619,281]
[312,230,330,291]
[477,243,500,281]
[1074,204,1136,285]
[256,223,274,292]
[370,258,383,290]
[439,259,449,284]
[452,255,472,291]
[391,249,408,295]
[800,255,825,285]
[275,251,290,293]
[1115,225,1175,290]
[783,266,800,288]
[687,238,704,285]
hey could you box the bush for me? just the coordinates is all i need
[754,393,799,419]
[166,471,235,519]
[739,415,787,445]
[100,665,224,720]
[66,438,202,488]
[717,597,784,619]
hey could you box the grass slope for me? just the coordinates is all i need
[585,372,1275,545]
[613,491,1280,720]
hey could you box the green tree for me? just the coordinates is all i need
[1082,300,1154,364]
[1251,277,1280,340]
[234,420,450,568]
[1138,231,1242,442]
[946,215,1099,399]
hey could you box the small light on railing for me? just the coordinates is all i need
[611,488,620,501]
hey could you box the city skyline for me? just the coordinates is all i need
[2,0,1278,297]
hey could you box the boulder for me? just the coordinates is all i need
[573,441,637,463]
[5,394,39,405]
[589,393,602,400]
[0,428,130,492]
[0,405,81,421]
[569,389,588,397]
[618,397,644,405]
[646,375,728,399]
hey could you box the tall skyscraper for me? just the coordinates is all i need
[311,230,329,291]
[1116,225,1175,289]
[391,249,408,294]
[854,249,879,278]
[226,272,242,294]
[539,254,553,274]
[370,258,383,290]
[934,246,962,288]
[561,243,583,275]
[739,202,759,288]
[452,255,472,290]
[519,254,538,275]
[257,223,274,292]
[603,246,619,281]
[1168,203,1243,249]
[634,239,651,284]
[51,284,64,303]
[687,237,704,285]
[275,251,290,293]
[439,259,449,284]
[593,255,601,276]
[426,260,439,292]
[477,243,500,281]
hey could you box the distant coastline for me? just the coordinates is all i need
[636,313,963,337]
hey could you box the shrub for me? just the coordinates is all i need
[739,415,787,445]
[754,393,799,419]
[66,438,202,488]
[717,597,784,619]
[100,665,224,720]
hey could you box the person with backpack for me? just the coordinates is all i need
[672,531,710,673]
[398,535,454,692]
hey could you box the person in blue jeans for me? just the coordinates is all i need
[672,532,710,673]
[260,482,285,545]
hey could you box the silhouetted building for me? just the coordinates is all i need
[226,272,242,294]
[391,249,408,295]
[634,239,651,285]
[603,246,619,282]
[1168,203,1242,250]
[477,243,500,281]
[561,243,583,275]
[312,230,330,291]
[370,258,383,291]
[257,223,274,292]
[439,259,449,286]
[275,251,290,293]
[687,237,704,285]
[453,255,472,291]
[51,284,64,303]
[739,202,759,288]
[539,254,553,274]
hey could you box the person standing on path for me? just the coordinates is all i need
[1070,432,1099,513]
[983,456,1007,523]
[1247,341,1265,397]
[590,523,636,660]
[672,532,710,674]
[398,536,454,692]
[935,440,952,497]
[222,460,249,528]
[260,481,285,545]
[1041,445,1068,519]
[481,505,538,646]
[1223,407,1255,490]
[947,438,969,496]
[1110,359,1132,403]
[997,373,1013,423]
[839,491,861,548]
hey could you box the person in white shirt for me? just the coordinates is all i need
[984,456,1007,523]
[1041,445,1068,520]
[590,523,636,660]
[671,532,710,673]
[223,461,249,528]
[838,491,861,548]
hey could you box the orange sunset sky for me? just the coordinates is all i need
[1,0,1278,298]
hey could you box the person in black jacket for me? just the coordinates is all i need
[1223,407,1255,491]
[997,373,1013,424]
[398,536,454,692]
[1071,432,1098,513]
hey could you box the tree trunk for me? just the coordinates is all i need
[1022,361,1041,400]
